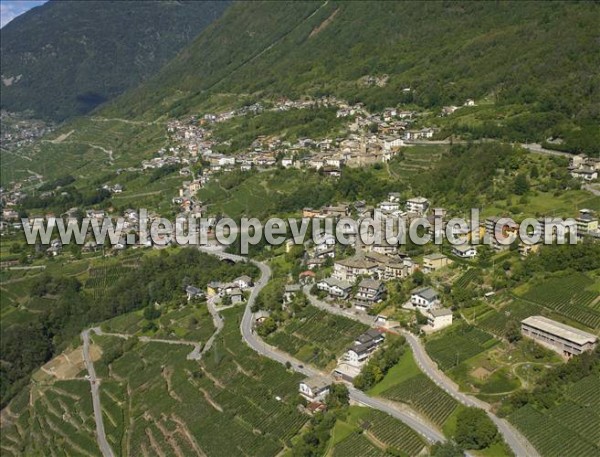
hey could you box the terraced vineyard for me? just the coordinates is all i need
[359,410,426,456]
[100,381,126,452]
[381,373,458,427]
[388,145,447,183]
[104,306,309,456]
[1,306,309,457]
[454,268,479,289]
[1,380,100,456]
[517,273,600,329]
[332,432,387,457]
[509,375,600,457]
[566,374,600,410]
[477,299,542,338]
[425,325,497,370]
[509,405,599,457]
[266,304,368,368]
[548,402,600,446]
[85,265,136,289]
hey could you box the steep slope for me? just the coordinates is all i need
[0,0,230,121]
[105,1,599,123]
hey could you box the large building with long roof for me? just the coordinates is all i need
[521,316,597,358]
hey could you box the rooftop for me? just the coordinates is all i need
[521,316,597,346]
[412,286,438,300]
[423,253,447,261]
[429,308,452,317]
[336,257,378,269]
[322,277,353,290]
[301,376,330,392]
[359,279,383,290]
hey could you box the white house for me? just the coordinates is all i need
[354,279,386,310]
[315,234,336,253]
[452,244,477,259]
[234,275,253,289]
[317,278,353,299]
[410,286,440,310]
[186,285,203,301]
[299,377,330,401]
[343,329,385,366]
[405,197,429,215]
[281,157,295,168]
[283,284,302,303]
[345,343,376,365]
[333,257,378,282]
[427,308,453,330]
[229,288,244,304]
[379,201,400,212]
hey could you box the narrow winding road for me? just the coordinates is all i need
[202,296,225,356]
[304,288,540,457]
[199,246,445,444]
[81,329,115,457]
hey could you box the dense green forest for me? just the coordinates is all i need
[0,249,257,407]
[0,0,229,120]
[104,1,599,137]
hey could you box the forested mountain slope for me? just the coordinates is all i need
[0,0,230,121]
[105,1,599,126]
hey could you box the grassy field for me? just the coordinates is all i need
[368,349,420,396]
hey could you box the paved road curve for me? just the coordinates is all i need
[198,246,446,444]
[81,329,115,457]
[304,289,540,457]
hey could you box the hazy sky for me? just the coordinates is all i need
[1,0,47,28]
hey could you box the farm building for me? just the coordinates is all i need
[521,316,597,358]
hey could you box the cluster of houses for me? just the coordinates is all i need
[407,286,453,332]
[334,328,386,381]
[440,99,476,117]
[569,154,600,181]
[135,95,443,200]
[205,275,253,304]
[0,111,55,151]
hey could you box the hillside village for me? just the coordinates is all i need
[2,3,600,457]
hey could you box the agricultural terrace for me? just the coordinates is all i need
[453,268,480,289]
[332,432,387,457]
[425,325,498,371]
[507,356,600,457]
[381,373,459,427]
[97,306,307,456]
[266,303,368,368]
[325,405,428,457]
[0,380,100,456]
[514,272,600,330]
[371,350,458,428]
[476,298,543,338]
